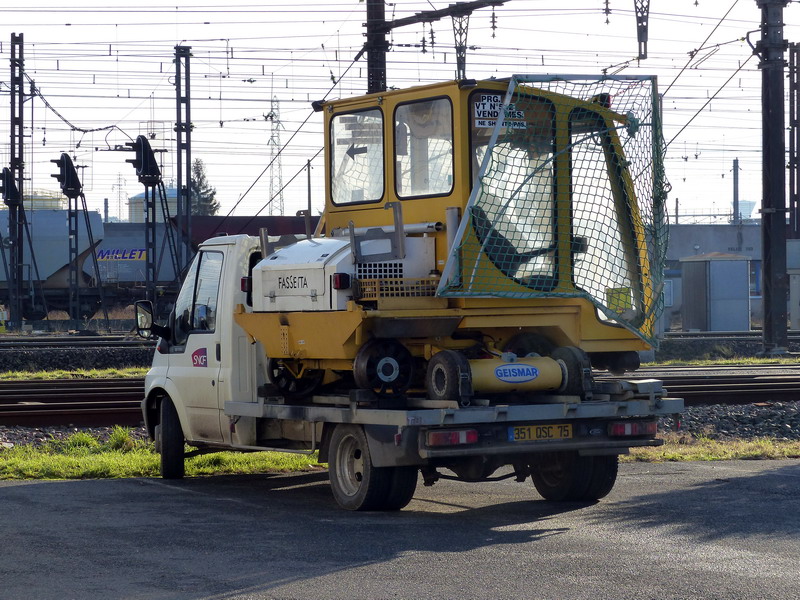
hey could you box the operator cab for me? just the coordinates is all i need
[315,76,665,346]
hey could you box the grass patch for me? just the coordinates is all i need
[3,429,800,481]
[0,427,322,480]
[624,433,800,462]
[0,367,148,381]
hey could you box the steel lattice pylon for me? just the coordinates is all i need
[266,96,285,216]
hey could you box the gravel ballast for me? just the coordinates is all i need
[660,400,800,441]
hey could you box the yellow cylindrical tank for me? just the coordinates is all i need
[468,356,563,394]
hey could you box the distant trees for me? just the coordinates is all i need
[190,158,220,216]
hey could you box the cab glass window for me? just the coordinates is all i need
[569,107,642,324]
[468,91,557,288]
[330,108,384,205]
[173,250,224,345]
[394,98,453,198]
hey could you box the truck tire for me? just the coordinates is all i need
[530,451,593,501]
[328,424,392,511]
[159,398,185,480]
[382,467,418,511]
[580,455,618,501]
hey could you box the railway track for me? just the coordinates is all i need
[0,368,798,428]
[614,369,800,406]
[0,336,154,350]
[0,378,145,427]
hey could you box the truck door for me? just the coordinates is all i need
[168,249,225,443]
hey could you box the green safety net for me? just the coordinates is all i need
[437,75,669,346]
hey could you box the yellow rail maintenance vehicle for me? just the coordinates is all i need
[238,75,667,400]
[138,75,682,511]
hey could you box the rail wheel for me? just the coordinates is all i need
[426,349,472,403]
[530,451,593,501]
[353,339,414,397]
[268,359,324,398]
[328,424,392,511]
[158,397,185,480]
[551,346,593,397]
[503,332,555,358]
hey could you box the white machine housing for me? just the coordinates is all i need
[252,235,436,312]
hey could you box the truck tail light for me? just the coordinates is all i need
[426,429,479,447]
[332,272,351,290]
[609,421,657,437]
[240,276,252,293]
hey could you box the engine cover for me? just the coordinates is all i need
[252,236,436,312]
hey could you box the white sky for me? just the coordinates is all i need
[0,0,794,222]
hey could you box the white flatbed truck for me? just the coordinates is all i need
[136,233,682,511]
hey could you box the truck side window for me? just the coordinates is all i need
[192,252,223,332]
[172,251,224,346]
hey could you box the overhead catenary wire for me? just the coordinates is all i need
[0,1,783,221]
[667,53,755,148]
[214,50,360,230]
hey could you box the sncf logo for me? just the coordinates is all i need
[192,348,208,367]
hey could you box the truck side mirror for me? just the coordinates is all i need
[135,300,154,338]
[135,300,170,340]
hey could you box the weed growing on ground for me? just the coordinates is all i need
[0,367,147,381]
[0,428,321,480]
[2,429,799,481]
[624,433,800,462]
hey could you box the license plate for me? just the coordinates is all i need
[508,424,572,442]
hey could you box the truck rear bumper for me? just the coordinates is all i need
[418,437,662,459]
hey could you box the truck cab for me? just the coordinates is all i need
[139,235,263,448]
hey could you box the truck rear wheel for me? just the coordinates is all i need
[328,424,400,511]
[530,451,593,501]
[383,467,418,511]
[158,398,185,480]
[580,455,618,501]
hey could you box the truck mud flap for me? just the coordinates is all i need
[364,424,424,467]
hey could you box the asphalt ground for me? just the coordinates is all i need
[1,460,799,600]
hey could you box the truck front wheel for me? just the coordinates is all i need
[158,398,185,479]
[328,424,410,511]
